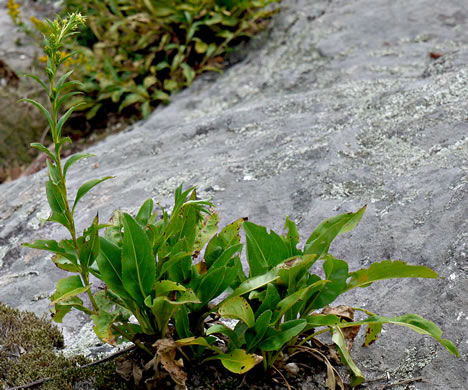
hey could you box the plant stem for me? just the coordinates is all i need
[297,328,330,347]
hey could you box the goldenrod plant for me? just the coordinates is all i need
[21,13,458,388]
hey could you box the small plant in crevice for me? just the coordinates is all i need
[20,12,458,390]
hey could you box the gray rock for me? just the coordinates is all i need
[0,0,467,388]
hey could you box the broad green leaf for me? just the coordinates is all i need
[72,176,114,214]
[304,206,366,258]
[194,212,219,252]
[205,218,244,268]
[91,310,118,345]
[276,255,317,289]
[121,213,156,305]
[104,210,124,247]
[154,280,187,295]
[273,280,328,324]
[209,243,243,271]
[136,198,154,226]
[96,237,131,300]
[152,90,170,101]
[176,336,222,355]
[63,153,94,178]
[205,349,262,374]
[244,221,290,276]
[49,275,91,305]
[230,269,280,299]
[245,310,272,352]
[258,319,307,351]
[144,296,175,332]
[305,255,348,312]
[206,324,241,348]
[256,283,281,316]
[331,326,364,387]
[175,306,192,339]
[197,266,226,305]
[219,296,255,328]
[30,143,57,164]
[282,216,301,256]
[345,260,438,292]
[341,314,459,357]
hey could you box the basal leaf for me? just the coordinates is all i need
[121,213,156,305]
[255,283,281,316]
[331,326,364,387]
[345,260,439,292]
[197,266,226,305]
[219,296,255,328]
[230,270,280,299]
[341,314,459,357]
[136,198,154,226]
[96,237,131,300]
[304,206,366,258]
[305,255,348,312]
[273,280,328,324]
[194,212,219,252]
[154,280,187,295]
[205,349,263,374]
[282,216,301,256]
[243,221,290,277]
[91,310,118,345]
[258,319,306,351]
[245,309,272,352]
[78,215,100,269]
[206,324,242,349]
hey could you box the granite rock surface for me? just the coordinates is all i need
[0,0,467,388]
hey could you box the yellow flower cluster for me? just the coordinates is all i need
[7,0,22,25]
[30,15,51,35]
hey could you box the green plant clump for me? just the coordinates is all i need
[10,0,280,121]
[20,12,459,389]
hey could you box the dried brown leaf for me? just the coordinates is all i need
[322,305,361,350]
[154,338,188,389]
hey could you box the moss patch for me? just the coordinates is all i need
[0,302,128,389]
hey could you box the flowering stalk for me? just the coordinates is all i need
[21,13,112,315]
